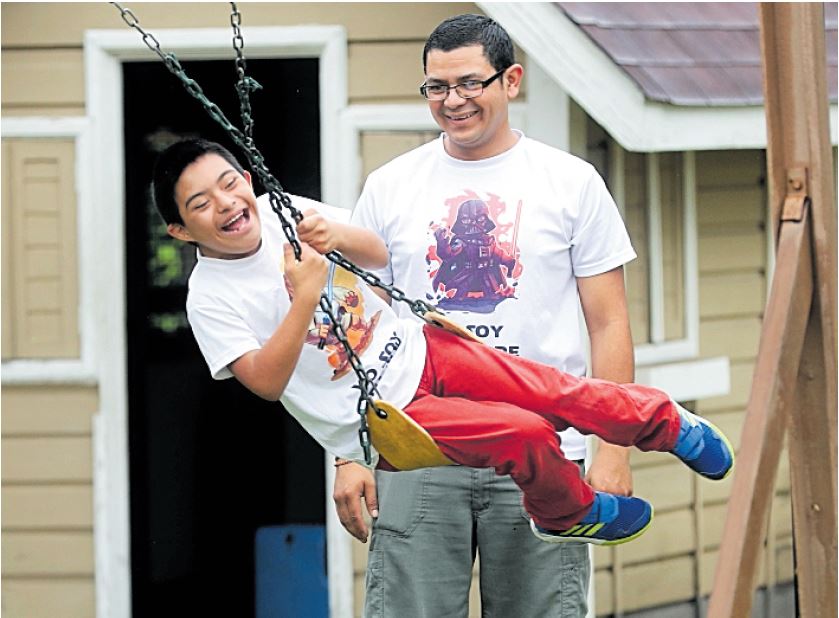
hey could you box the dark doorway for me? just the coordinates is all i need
[123,58,325,617]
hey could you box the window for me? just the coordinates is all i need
[1,118,95,384]
[589,119,699,365]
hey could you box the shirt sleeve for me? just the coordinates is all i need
[569,168,637,278]
[349,173,394,286]
[291,194,352,224]
[187,295,262,380]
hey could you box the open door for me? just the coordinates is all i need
[123,57,326,616]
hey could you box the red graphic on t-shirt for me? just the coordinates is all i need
[426,191,524,313]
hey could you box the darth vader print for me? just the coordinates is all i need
[427,191,523,313]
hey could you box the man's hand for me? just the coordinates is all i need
[586,442,633,496]
[297,208,338,255]
[332,462,379,543]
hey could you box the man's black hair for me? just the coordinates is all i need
[422,14,515,73]
[152,138,245,225]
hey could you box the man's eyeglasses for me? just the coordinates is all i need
[419,67,509,101]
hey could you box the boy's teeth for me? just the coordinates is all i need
[223,211,245,230]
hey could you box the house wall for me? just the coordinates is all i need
[590,149,792,616]
[1,2,477,115]
[1,385,98,618]
[0,3,476,618]
[1,3,804,618]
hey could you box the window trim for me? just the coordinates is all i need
[336,102,528,209]
[1,116,96,385]
[634,150,701,366]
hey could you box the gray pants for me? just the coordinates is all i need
[363,465,589,618]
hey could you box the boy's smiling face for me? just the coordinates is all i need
[167,153,262,259]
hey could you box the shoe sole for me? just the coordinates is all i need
[696,415,736,481]
[531,505,655,546]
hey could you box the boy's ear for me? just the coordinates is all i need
[166,222,193,243]
[243,169,252,185]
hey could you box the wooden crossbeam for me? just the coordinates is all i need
[708,4,837,616]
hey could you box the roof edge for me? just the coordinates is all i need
[479,2,837,151]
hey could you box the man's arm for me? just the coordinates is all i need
[229,242,327,400]
[577,266,635,495]
[297,208,388,269]
[333,462,379,543]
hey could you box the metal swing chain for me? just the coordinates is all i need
[114,2,439,324]
[229,3,261,146]
[113,2,412,463]
[226,2,439,322]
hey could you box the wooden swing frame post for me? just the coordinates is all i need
[708,3,837,617]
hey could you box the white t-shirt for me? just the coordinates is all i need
[351,132,636,460]
[186,193,426,464]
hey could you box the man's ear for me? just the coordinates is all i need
[243,169,252,186]
[167,222,193,243]
[504,63,524,100]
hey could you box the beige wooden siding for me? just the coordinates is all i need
[1,49,85,117]
[592,146,784,615]
[619,150,686,345]
[2,138,79,359]
[360,131,439,180]
[622,150,650,344]
[2,139,13,359]
[1,3,479,46]
[1,3,481,113]
[1,384,98,618]
[659,152,685,340]
[695,150,793,597]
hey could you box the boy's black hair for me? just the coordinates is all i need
[152,138,245,225]
[422,14,515,73]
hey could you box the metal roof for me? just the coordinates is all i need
[556,2,838,106]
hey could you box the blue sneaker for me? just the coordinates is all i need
[671,405,735,480]
[529,492,653,546]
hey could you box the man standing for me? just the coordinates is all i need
[333,14,636,617]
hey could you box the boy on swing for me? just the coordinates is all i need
[154,138,734,546]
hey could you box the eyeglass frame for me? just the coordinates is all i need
[419,66,510,101]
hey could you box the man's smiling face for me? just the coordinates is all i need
[424,44,522,161]
[168,153,262,259]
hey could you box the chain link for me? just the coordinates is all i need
[112,1,440,464]
[229,2,260,145]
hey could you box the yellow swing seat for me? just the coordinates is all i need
[367,400,454,471]
[365,311,479,471]
[423,310,480,342]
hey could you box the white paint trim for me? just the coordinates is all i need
[682,152,700,355]
[609,141,626,219]
[634,152,700,366]
[524,59,570,151]
[635,356,730,402]
[646,153,665,344]
[478,2,838,152]
[84,32,131,618]
[83,24,349,618]
[1,117,97,385]
[324,453,353,618]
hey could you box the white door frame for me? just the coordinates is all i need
[83,25,348,618]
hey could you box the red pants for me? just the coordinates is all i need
[400,325,681,530]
